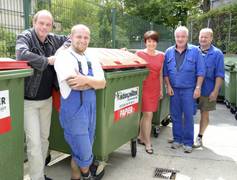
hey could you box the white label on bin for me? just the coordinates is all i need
[225,73,230,85]
[114,87,139,122]
[0,90,10,119]
[0,90,11,134]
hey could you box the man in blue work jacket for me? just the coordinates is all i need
[163,26,205,153]
[193,28,224,148]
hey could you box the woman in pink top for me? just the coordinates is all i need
[136,31,164,154]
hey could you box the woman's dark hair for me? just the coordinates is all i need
[144,30,159,43]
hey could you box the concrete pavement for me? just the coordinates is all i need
[24,103,237,180]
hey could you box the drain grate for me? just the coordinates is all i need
[154,167,179,179]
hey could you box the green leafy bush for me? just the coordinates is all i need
[188,4,237,54]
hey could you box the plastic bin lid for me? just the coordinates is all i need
[86,48,147,69]
[0,58,30,70]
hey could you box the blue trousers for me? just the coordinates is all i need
[170,88,196,147]
[60,89,96,168]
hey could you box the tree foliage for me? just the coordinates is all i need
[122,0,202,28]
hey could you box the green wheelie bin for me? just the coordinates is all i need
[234,63,237,120]
[49,48,148,161]
[152,84,171,138]
[0,60,32,180]
[217,81,225,103]
[224,56,237,114]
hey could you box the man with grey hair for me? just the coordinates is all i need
[163,26,205,153]
[16,9,68,180]
[55,24,106,180]
[193,28,224,148]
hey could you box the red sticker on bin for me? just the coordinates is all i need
[0,90,11,134]
[114,87,139,122]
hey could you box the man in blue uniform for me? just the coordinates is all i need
[193,28,224,148]
[163,26,205,153]
[54,24,106,180]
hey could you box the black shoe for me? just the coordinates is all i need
[44,175,53,180]
[89,161,105,180]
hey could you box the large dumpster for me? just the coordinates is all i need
[217,81,225,103]
[0,60,32,180]
[152,84,171,138]
[49,48,148,161]
[224,56,237,114]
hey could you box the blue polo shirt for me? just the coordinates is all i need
[163,44,205,89]
[200,45,224,96]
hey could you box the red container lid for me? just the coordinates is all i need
[0,58,30,70]
[86,48,147,70]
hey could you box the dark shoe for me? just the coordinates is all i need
[44,175,53,180]
[89,160,105,180]
[137,138,145,146]
[145,145,153,154]
[71,178,80,180]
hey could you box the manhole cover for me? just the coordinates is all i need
[154,167,179,179]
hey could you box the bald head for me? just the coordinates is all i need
[199,28,213,37]
[33,9,53,24]
[71,24,90,36]
[33,10,53,42]
[199,28,213,50]
[70,24,90,53]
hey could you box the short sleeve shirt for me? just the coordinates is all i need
[54,47,105,98]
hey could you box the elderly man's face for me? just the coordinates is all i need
[199,31,212,48]
[175,31,188,48]
[71,28,90,53]
[33,14,53,42]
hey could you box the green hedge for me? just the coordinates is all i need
[0,27,16,58]
[188,4,237,54]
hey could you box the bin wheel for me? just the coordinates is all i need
[161,118,170,126]
[225,100,230,109]
[235,112,237,120]
[131,139,137,158]
[45,153,51,166]
[153,127,160,138]
[230,106,236,114]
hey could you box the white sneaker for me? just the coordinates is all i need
[193,137,203,148]
[183,145,192,153]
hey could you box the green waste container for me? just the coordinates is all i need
[224,56,237,114]
[49,48,148,161]
[152,84,170,138]
[0,61,32,180]
[217,81,225,103]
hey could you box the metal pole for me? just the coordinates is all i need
[207,18,210,27]
[23,0,31,29]
[150,22,153,30]
[190,21,193,43]
[111,8,116,48]
[227,12,232,52]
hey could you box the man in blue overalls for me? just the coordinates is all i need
[163,26,205,153]
[54,24,106,180]
[193,28,224,148]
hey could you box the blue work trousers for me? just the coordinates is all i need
[170,88,196,147]
[60,89,96,168]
